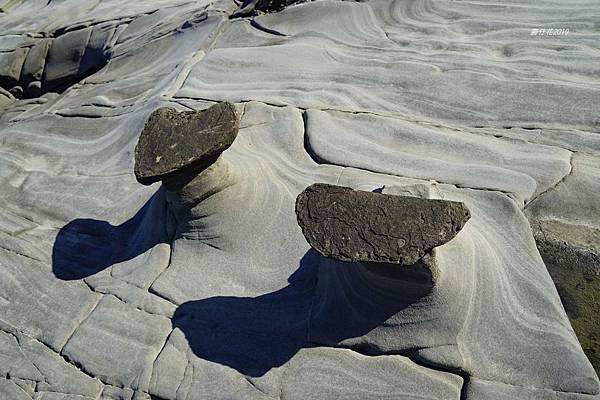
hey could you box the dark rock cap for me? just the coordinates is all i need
[295,183,471,265]
[134,102,239,185]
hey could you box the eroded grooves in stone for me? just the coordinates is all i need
[134,102,239,185]
[295,183,471,265]
[232,0,304,17]
[0,26,110,99]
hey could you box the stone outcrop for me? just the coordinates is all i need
[231,0,303,17]
[2,0,600,398]
[0,23,112,99]
[295,183,471,265]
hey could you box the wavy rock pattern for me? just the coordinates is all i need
[304,108,572,204]
[309,184,598,394]
[0,0,599,399]
[178,0,600,130]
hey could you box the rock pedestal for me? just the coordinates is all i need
[295,183,472,350]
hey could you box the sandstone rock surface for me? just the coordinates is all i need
[0,0,599,399]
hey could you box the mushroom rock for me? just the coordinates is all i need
[134,101,239,186]
[295,183,473,356]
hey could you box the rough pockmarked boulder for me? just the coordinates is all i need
[134,102,239,185]
[295,183,471,265]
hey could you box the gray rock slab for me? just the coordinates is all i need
[20,38,51,87]
[1,1,599,398]
[178,0,600,131]
[100,385,135,400]
[85,274,177,318]
[43,27,91,91]
[0,378,30,400]
[303,108,572,204]
[296,183,470,265]
[0,86,14,107]
[0,47,27,89]
[527,153,600,230]
[0,331,43,382]
[134,102,239,185]
[61,295,171,391]
[11,378,36,398]
[79,23,114,76]
[34,393,97,400]
[0,250,101,351]
[464,377,599,400]
[18,334,103,398]
[280,347,462,400]
[150,328,274,400]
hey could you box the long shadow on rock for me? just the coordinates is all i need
[52,188,172,280]
[172,250,431,377]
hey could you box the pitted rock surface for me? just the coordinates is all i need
[295,183,471,265]
[134,102,239,185]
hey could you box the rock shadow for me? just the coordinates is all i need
[172,250,432,377]
[52,188,171,280]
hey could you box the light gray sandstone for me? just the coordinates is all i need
[0,0,599,399]
[527,153,600,231]
[0,331,43,382]
[0,379,31,400]
[0,47,27,89]
[62,295,171,390]
[0,330,103,397]
[303,108,572,204]
[20,38,51,88]
[177,0,600,131]
[43,28,92,92]
[0,251,101,352]
[0,86,14,107]
[11,379,36,398]
[17,334,103,397]
[279,347,462,400]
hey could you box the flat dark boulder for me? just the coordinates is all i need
[295,183,471,265]
[134,102,239,185]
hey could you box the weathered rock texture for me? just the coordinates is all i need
[1,0,600,399]
[134,102,239,185]
[295,183,470,265]
[232,0,303,17]
[0,25,111,100]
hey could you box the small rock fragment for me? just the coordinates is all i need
[24,81,41,98]
[295,183,470,265]
[9,85,22,98]
[134,102,239,185]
